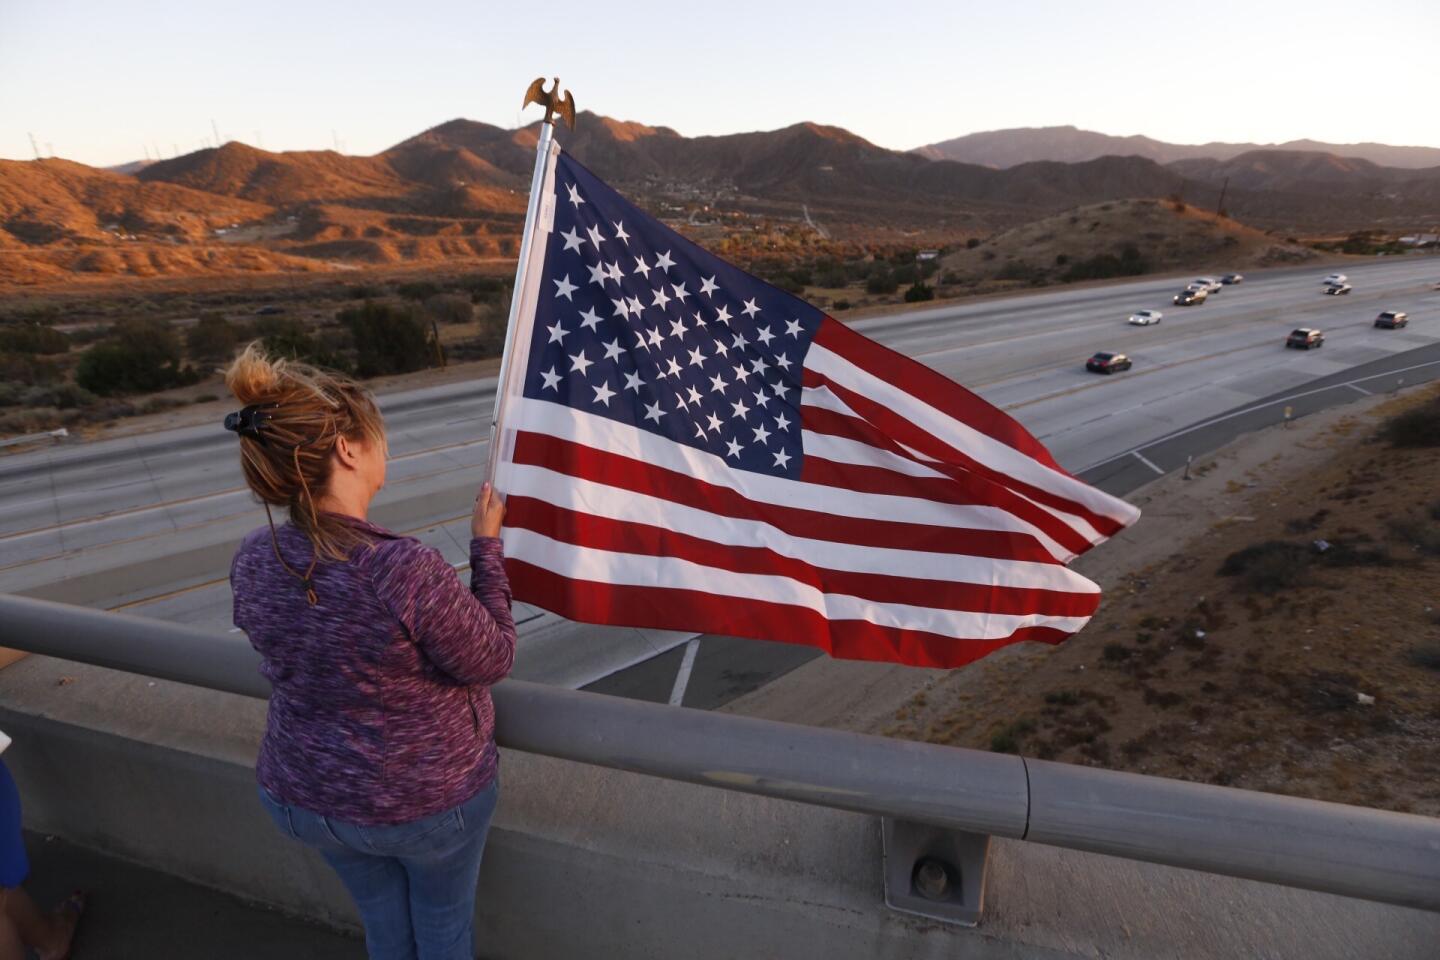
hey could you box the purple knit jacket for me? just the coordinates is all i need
[230,511,516,825]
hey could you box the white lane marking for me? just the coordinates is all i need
[1346,382,1372,396]
[668,636,702,706]
[1084,356,1440,472]
[1131,451,1166,476]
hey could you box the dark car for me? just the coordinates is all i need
[254,305,285,315]
[1221,273,1244,284]
[1374,310,1409,329]
[1173,288,1207,306]
[1286,328,1325,349]
[1086,351,1133,374]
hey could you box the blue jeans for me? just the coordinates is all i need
[257,780,498,960]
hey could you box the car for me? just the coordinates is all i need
[1174,288,1208,305]
[1191,277,1223,293]
[1432,281,1440,291]
[1086,351,1132,374]
[1323,283,1352,295]
[1286,328,1325,349]
[1374,310,1409,329]
[1323,273,1348,285]
[254,305,285,315]
[1221,273,1244,284]
[1128,309,1163,326]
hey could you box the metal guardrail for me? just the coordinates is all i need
[0,427,67,449]
[2,592,1439,917]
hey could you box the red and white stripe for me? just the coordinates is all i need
[497,316,1138,668]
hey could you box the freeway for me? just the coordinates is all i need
[3,255,1439,699]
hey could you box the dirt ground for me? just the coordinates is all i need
[726,384,1440,816]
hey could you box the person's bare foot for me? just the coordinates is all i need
[36,890,83,960]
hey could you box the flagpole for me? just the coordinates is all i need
[486,79,575,488]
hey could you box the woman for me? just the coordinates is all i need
[225,342,515,960]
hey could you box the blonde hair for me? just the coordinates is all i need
[224,341,388,604]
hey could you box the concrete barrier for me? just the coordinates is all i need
[3,652,1438,959]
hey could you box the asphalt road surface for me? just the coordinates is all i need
[4,256,1439,705]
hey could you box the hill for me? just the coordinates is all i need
[917,125,1440,170]
[5,113,1439,289]
[939,198,1316,291]
[0,158,271,246]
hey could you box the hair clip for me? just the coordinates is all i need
[223,402,280,446]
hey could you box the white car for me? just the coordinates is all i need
[1191,277,1223,293]
[1128,309,1163,326]
[1323,273,1348,285]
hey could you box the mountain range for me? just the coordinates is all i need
[916,125,1440,170]
[3,114,1439,287]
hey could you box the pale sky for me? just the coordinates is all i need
[1,0,1435,168]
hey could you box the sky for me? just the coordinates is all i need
[1,0,1436,168]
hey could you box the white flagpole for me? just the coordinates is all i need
[485,82,568,490]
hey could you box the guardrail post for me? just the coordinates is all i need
[880,818,991,926]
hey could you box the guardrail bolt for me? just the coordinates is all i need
[913,857,954,902]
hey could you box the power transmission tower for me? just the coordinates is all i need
[211,119,222,147]
[1216,177,1229,217]
[27,133,40,159]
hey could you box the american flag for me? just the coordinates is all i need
[492,146,1139,668]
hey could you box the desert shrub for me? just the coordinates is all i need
[462,275,508,300]
[903,282,935,303]
[816,264,848,288]
[254,317,315,361]
[1102,643,1132,662]
[64,325,110,346]
[0,352,61,386]
[965,237,982,249]
[396,280,440,301]
[892,264,918,285]
[1061,245,1148,282]
[1389,518,1440,556]
[0,323,70,354]
[1054,254,1070,266]
[136,396,188,415]
[996,260,1044,282]
[21,384,97,409]
[1219,541,1312,594]
[1318,539,1394,567]
[1410,642,1440,670]
[424,293,474,325]
[833,299,852,311]
[347,283,382,300]
[1379,398,1440,448]
[341,302,434,378]
[865,270,899,295]
[989,718,1036,754]
[769,273,805,294]
[75,318,199,396]
[193,393,219,403]
[186,312,241,362]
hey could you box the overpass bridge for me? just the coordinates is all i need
[2,593,1438,959]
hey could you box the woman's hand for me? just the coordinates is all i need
[472,481,506,539]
